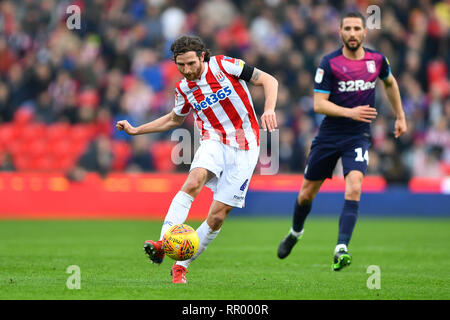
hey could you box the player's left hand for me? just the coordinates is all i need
[394,117,407,138]
[261,110,277,132]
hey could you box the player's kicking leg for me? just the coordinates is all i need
[171,200,232,283]
[165,140,258,283]
[278,179,323,259]
[143,168,214,265]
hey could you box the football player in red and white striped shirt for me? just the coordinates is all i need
[116,35,278,283]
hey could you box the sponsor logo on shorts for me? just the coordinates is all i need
[240,179,249,191]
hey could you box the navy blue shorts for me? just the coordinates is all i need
[304,135,371,180]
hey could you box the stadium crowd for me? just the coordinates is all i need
[0,0,448,184]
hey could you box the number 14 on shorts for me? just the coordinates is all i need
[354,147,369,164]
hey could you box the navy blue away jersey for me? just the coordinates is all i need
[313,47,390,137]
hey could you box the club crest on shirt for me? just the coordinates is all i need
[366,60,376,73]
[215,71,225,82]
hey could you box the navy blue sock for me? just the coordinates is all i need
[292,200,312,233]
[337,200,359,246]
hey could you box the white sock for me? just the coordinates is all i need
[159,191,194,240]
[176,220,220,269]
[334,244,348,254]
[290,227,304,238]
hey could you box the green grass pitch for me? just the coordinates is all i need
[0,217,449,300]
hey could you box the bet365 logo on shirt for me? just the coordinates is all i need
[193,86,232,111]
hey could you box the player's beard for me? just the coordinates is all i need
[183,64,203,81]
[343,37,362,52]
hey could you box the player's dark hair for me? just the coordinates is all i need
[170,35,211,62]
[340,11,366,28]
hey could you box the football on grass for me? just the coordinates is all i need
[162,224,199,261]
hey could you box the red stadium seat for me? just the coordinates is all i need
[152,141,177,172]
[53,155,76,171]
[77,89,100,108]
[29,156,54,171]
[19,123,46,143]
[28,140,47,158]
[13,107,34,126]
[8,140,27,157]
[47,139,86,170]
[72,140,88,158]
[70,124,97,143]
[46,122,71,143]
[161,60,182,87]
[0,124,22,149]
[112,140,131,171]
[13,156,31,171]
[49,139,72,157]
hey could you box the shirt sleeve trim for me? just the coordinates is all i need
[314,89,331,94]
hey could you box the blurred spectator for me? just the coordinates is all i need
[160,6,186,41]
[26,63,53,101]
[67,135,114,181]
[380,137,412,185]
[34,91,55,124]
[48,69,77,114]
[367,149,381,175]
[0,0,447,183]
[0,82,13,122]
[126,135,155,172]
[0,152,15,171]
[425,118,450,163]
[7,63,28,111]
[0,35,16,76]
[413,144,445,178]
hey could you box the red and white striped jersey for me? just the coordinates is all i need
[173,55,260,150]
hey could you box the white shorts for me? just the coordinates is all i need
[190,140,260,208]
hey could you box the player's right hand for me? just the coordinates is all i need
[116,120,137,135]
[349,105,378,123]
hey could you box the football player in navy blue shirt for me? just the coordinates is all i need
[278,11,407,270]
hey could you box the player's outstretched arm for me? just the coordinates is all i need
[314,91,378,123]
[116,111,186,135]
[382,74,407,138]
[249,68,278,132]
